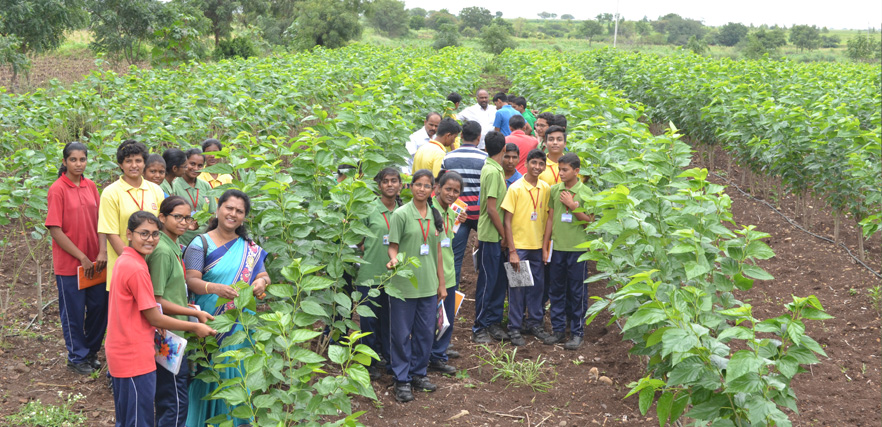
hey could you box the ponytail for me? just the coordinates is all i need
[427,197,444,233]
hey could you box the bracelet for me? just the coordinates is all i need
[204,282,210,294]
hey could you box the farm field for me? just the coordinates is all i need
[0,44,880,427]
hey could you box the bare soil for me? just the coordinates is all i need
[0,50,147,91]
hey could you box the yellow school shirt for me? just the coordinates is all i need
[198,172,233,189]
[97,177,165,290]
[500,177,550,250]
[413,140,446,176]
[538,158,561,187]
[447,137,461,152]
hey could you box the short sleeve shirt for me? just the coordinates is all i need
[146,232,188,325]
[98,177,164,289]
[436,197,457,289]
[46,175,101,275]
[500,178,551,250]
[388,201,439,299]
[549,181,593,252]
[172,177,217,246]
[355,199,397,286]
[198,172,233,189]
[507,130,539,174]
[477,158,507,243]
[493,105,522,137]
[539,158,562,187]
[412,141,447,177]
[505,171,523,188]
[105,246,158,378]
[160,180,173,197]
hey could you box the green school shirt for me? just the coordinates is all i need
[160,180,173,196]
[355,198,397,286]
[523,110,537,130]
[435,197,456,289]
[388,201,440,299]
[549,181,593,252]
[172,177,217,246]
[145,232,189,327]
[478,158,507,243]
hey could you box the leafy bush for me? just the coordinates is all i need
[150,14,210,67]
[480,23,516,55]
[367,0,409,38]
[685,35,708,55]
[286,0,363,50]
[461,27,478,38]
[433,24,460,50]
[215,37,259,60]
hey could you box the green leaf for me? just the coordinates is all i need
[726,372,763,393]
[744,240,775,259]
[638,387,654,415]
[299,299,327,317]
[726,350,763,382]
[732,272,754,291]
[655,391,673,427]
[684,259,711,280]
[622,306,668,332]
[661,328,698,356]
[684,395,728,421]
[717,326,754,342]
[328,345,347,364]
[741,263,774,280]
[347,363,372,389]
[301,275,335,292]
[290,329,322,343]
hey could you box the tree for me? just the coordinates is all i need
[820,34,840,48]
[550,13,557,19]
[578,20,604,46]
[685,35,707,55]
[846,33,881,62]
[409,7,427,17]
[512,18,527,37]
[408,8,426,29]
[538,12,551,19]
[286,0,362,50]
[426,10,457,30]
[87,0,163,65]
[717,22,748,46]
[741,33,772,59]
[0,0,85,56]
[635,20,652,36]
[561,14,575,20]
[368,0,409,37]
[241,0,300,46]
[0,34,29,89]
[459,6,492,31]
[480,22,516,54]
[757,28,787,49]
[432,23,459,49]
[656,14,706,45]
[495,11,502,18]
[201,0,240,46]
[790,24,820,51]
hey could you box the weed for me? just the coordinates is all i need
[475,343,555,392]
[455,369,470,380]
[5,392,86,426]
[572,359,584,366]
[867,286,881,312]
[848,288,858,296]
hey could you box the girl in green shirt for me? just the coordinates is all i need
[172,148,217,246]
[385,169,445,403]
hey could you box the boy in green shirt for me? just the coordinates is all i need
[541,153,594,350]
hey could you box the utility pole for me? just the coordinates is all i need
[613,0,620,47]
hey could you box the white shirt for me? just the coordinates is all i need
[404,127,432,173]
[457,103,497,149]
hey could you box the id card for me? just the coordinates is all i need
[420,244,430,255]
[382,234,390,245]
[561,213,573,223]
[440,238,451,248]
[530,211,538,221]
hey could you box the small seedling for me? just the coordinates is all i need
[572,359,584,366]
[455,369,470,380]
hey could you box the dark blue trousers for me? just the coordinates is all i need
[473,241,509,332]
[430,284,458,363]
[112,372,156,427]
[548,251,589,336]
[507,249,545,331]
[451,219,478,286]
[356,285,391,363]
[388,295,437,383]
[155,360,188,427]
[55,274,108,364]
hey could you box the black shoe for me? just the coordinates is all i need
[394,382,414,402]
[526,326,551,341]
[428,360,457,375]
[487,323,510,341]
[472,329,492,344]
[368,364,382,380]
[411,375,437,392]
[543,331,566,345]
[67,361,94,376]
[509,329,526,346]
[446,349,461,359]
[87,354,101,370]
[564,335,584,350]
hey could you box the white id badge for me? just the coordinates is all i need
[382,234,390,245]
[420,244,430,255]
[561,213,573,223]
[440,238,451,248]
[530,211,538,221]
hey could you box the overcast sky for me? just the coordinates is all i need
[402,1,882,30]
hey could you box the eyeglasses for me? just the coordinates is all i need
[170,213,195,223]
[133,230,161,240]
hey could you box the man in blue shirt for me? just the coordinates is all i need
[492,92,522,137]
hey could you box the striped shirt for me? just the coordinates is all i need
[441,144,487,221]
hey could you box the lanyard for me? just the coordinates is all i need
[442,211,451,234]
[418,217,430,244]
[527,187,539,212]
[550,164,560,183]
[429,140,445,151]
[126,188,144,210]
[186,187,200,208]
[382,212,390,231]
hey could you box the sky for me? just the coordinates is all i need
[402,0,882,30]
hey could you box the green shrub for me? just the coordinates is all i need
[215,37,259,60]
[461,27,478,38]
[433,24,460,49]
[480,23,516,55]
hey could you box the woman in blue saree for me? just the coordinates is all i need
[184,189,269,426]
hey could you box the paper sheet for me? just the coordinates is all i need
[435,300,450,340]
[504,261,534,288]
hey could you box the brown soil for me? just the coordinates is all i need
[0,50,148,91]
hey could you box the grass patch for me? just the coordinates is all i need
[475,343,556,392]
[5,392,86,426]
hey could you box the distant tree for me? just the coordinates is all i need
[433,23,459,49]
[635,20,652,36]
[550,13,557,19]
[492,17,512,32]
[657,14,706,45]
[747,28,787,51]
[846,33,880,62]
[408,8,427,29]
[539,21,566,38]
[512,17,527,37]
[596,13,614,24]
[561,14,575,20]
[459,6,492,31]
[717,22,748,46]
[495,11,503,18]
[538,12,552,19]
[685,35,707,55]
[0,35,29,88]
[0,0,85,56]
[821,26,829,33]
[820,34,840,48]
[87,0,162,64]
[741,33,772,59]
[201,0,240,46]
[368,0,409,37]
[426,10,457,30]
[409,7,427,17]
[481,22,516,54]
[790,24,821,51]
[578,20,604,45]
[461,27,478,38]
[286,0,362,49]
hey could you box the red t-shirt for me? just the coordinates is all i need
[106,246,158,378]
[506,130,539,174]
[45,174,100,275]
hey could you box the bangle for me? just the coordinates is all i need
[204,282,210,294]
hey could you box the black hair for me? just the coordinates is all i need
[485,131,506,157]
[374,167,404,207]
[553,114,567,129]
[412,169,444,233]
[437,170,463,191]
[58,141,88,177]
[116,139,148,164]
[558,153,581,170]
[545,125,567,141]
[504,142,520,154]
[507,94,518,103]
[201,138,222,152]
[515,96,527,108]
[526,149,547,163]
[536,112,555,125]
[207,189,253,243]
[159,195,189,217]
[436,118,462,138]
[145,154,166,169]
[492,92,507,102]
[425,111,442,122]
[127,210,162,232]
[162,148,187,173]
[475,89,488,97]
[184,147,204,161]
[447,92,462,105]
[461,120,481,143]
[509,114,527,130]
